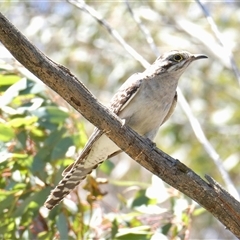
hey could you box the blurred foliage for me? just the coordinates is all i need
[1,1,240,239]
[0,67,195,239]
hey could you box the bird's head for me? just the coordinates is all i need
[152,50,208,78]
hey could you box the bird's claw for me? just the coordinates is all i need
[146,138,156,148]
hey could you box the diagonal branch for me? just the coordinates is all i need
[67,0,150,68]
[0,12,240,238]
[67,0,150,69]
[125,0,160,56]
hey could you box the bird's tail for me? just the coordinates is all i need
[44,160,101,210]
[44,132,120,210]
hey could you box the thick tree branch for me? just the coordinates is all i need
[0,13,240,237]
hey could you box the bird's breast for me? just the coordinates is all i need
[119,79,177,138]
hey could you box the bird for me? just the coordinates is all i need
[44,50,207,210]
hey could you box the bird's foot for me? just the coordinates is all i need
[146,138,156,148]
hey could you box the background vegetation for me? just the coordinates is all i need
[1,1,240,239]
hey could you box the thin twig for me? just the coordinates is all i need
[125,0,160,56]
[178,90,239,200]
[67,0,150,69]
[196,0,240,85]
[68,0,239,200]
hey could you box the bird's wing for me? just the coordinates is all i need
[44,73,143,209]
[62,72,143,176]
[110,73,143,114]
[61,129,103,177]
[161,92,177,126]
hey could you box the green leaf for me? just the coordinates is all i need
[51,137,73,161]
[115,233,150,240]
[0,194,15,213]
[111,218,119,239]
[57,213,69,240]
[162,223,172,235]
[115,226,152,240]
[11,153,29,159]
[32,128,67,172]
[75,122,88,148]
[16,130,27,149]
[0,123,14,142]
[8,116,38,128]
[30,127,45,137]
[12,187,51,217]
[46,106,69,124]
[44,128,66,150]
[32,148,51,173]
[0,74,21,86]
[131,190,152,208]
[38,231,53,240]
[99,159,115,175]
[193,207,205,216]
[33,106,69,124]
[0,78,27,107]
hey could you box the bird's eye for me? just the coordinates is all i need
[172,54,184,62]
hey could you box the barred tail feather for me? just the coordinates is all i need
[44,162,100,210]
[44,133,120,210]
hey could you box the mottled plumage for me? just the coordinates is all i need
[44,50,207,209]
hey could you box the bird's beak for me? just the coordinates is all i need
[192,54,208,61]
